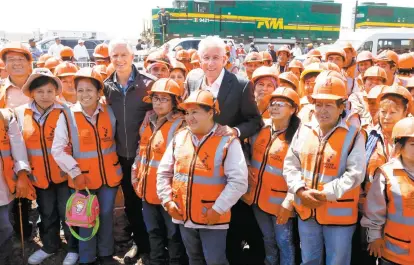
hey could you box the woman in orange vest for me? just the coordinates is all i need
[353,85,411,265]
[131,78,186,264]
[242,87,300,265]
[15,68,78,265]
[361,117,414,265]
[51,68,122,265]
[284,75,366,265]
[157,90,248,265]
[251,66,279,119]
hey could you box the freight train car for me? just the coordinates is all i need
[152,0,342,45]
[356,3,414,29]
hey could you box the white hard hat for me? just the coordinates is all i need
[78,39,85,44]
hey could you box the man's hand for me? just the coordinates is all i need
[276,206,292,225]
[15,171,31,198]
[165,201,183,220]
[142,110,155,128]
[204,208,221,225]
[297,188,325,209]
[74,174,87,190]
[314,191,327,202]
[215,125,237,137]
[368,238,385,258]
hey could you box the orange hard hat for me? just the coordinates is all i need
[343,42,356,57]
[306,49,322,59]
[392,117,414,141]
[22,68,63,97]
[378,84,413,104]
[276,45,291,57]
[170,59,188,75]
[176,50,190,61]
[0,59,4,70]
[106,63,115,77]
[187,49,197,58]
[288,59,304,70]
[363,66,387,83]
[74,67,104,91]
[93,43,109,59]
[367,85,387,100]
[179,90,220,114]
[54,62,78,77]
[93,64,108,79]
[325,47,346,62]
[263,86,300,111]
[143,78,182,103]
[398,53,414,69]
[303,56,321,67]
[37,54,52,67]
[375,50,399,66]
[260,51,273,62]
[322,62,341,73]
[244,52,263,63]
[406,77,414,88]
[311,75,347,101]
[191,52,200,64]
[251,66,279,83]
[0,42,33,62]
[60,46,74,58]
[300,63,325,80]
[356,51,374,63]
[316,70,346,84]
[279,71,299,89]
[44,57,62,71]
[146,51,171,69]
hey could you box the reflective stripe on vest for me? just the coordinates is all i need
[242,126,290,216]
[172,128,233,225]
[18,107,67,189]
[379,162,414,264]
[0,111,17,193]
[294,123,360,225]
[65,104,122,190]
[133,118,183,204]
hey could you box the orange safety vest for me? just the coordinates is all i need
[379,161,414,265]
[242,126,291,217]
[0,109,17,193]
[65,104,122,190]
[16,107,68,189]
[133,117,184,204]
[172,126,235,225]
[293,123,360,225]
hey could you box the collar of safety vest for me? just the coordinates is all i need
[306,117,350,133]
[187,123,218,140]
[149,111,180,127]
[72,102,104,113]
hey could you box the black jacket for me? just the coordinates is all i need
[186,69,263,140]
[104,65,156,159]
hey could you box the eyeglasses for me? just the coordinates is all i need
[151,96,171,103]
[270,101,292,108]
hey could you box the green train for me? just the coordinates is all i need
[152,1,414,45]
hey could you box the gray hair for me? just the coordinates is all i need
[198,36,226,57]
[108,39,134,55]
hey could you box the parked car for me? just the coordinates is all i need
[36,37,105,61]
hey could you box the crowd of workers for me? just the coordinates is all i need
[0,34,414,265]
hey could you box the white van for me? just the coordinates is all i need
[335,28,414,55]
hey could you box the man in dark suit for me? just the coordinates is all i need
[186,36,264,265]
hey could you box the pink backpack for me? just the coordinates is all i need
[65,188,100,241]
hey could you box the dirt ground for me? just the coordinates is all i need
[10,188,133,265]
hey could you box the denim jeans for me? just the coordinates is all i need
[252,205,295,265]
[142,201,186,265]
[179,225,228,265]
[0,203,13,263]
[36,182,77,253]
[78,185,118,263]
[298,218,356,265]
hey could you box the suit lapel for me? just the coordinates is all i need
[217,70,232,107]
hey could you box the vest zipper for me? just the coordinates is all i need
[142,120,167,201]
[186,133,212,222]
[32,115,52,183]
[253,131,279,204]
[85,114,107,186]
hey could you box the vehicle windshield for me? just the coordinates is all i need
[158,38,182,51]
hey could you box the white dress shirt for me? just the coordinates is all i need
[74,44,89,60]
[3,78,31,109]
[48,43,64,59]
[201,68,225,98]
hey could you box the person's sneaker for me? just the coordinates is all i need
[135,253,150,265]
[123,243,138,263]
[63,252,79,265]
[28,249,54,265]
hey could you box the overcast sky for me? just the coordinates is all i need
[2,0,414,39]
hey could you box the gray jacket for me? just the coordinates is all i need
[104,65,156,159]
